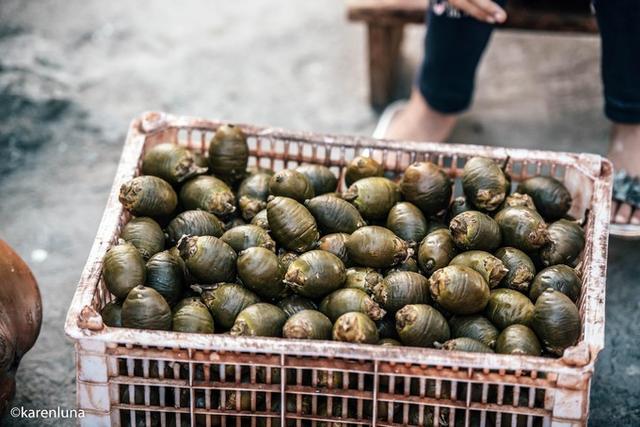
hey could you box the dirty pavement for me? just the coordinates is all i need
[0,1,638,425]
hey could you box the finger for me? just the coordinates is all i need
[630,208,640,225]
[469,0,507,23]
[451,0,495,23]
[614,203,633,224]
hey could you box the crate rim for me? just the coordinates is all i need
[64,111,612,377]
[143,112,606,178]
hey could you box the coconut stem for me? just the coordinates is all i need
[283,319,312,340]
[230,320,250,336]
[396,305,417,330]
[119,180,141,210]
[177,236,197,259]
[364,298,386,321]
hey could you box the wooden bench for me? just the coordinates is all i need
[347,0,598,109]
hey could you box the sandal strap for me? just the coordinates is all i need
[613,170,640,207]
[613,170,633,201]
[627,177,640,208]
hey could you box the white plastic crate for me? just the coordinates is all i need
[65,112,612,427]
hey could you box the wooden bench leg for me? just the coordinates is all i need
[367,22,404,110]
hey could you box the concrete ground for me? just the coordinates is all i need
[0,1,637,425]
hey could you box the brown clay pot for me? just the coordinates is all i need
[0,240,43,412]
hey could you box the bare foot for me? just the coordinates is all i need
[385,89,458,142]
[608,123,640,225]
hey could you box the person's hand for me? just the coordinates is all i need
[448,0,507,24]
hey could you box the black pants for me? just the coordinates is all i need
[418,0,640,123]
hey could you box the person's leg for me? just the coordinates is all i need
[594,0,640,224]
[387,1,506,141]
